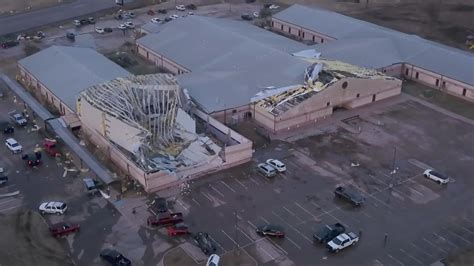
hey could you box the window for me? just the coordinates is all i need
[321,38,324,43]
[342,81,348,89]
[463,89,467,96]
[312,36,315,42]
[280,25,283,31]
[271,21,274,27]
[435,79,439,86]
[146,52,149,59]
[326,102,330,107]
[383,69,386,73]
[442,81,446,88]
[288,27,291,33]
[372,94,376,102]
[405,69,409,75]
[232,109,237,114]
[356,93,360,98]
[302,31,305,38]
[415,72,419,79]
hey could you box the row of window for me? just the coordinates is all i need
[271,22,324,43]
[404,68,468,97]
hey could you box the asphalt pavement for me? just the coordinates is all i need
[0,0,117,36]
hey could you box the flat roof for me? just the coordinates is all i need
[18,46,130,111]
[137,16,309,113]
[274,5,474,86]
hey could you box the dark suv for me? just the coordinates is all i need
[313,222,345,243]
[334,186,365,206]
[0,121,14,134]
[150,197,168,213]
[194,232,216,255]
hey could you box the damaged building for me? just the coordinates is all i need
[77,74,252,192]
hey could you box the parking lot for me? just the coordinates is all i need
[169,99,474,265]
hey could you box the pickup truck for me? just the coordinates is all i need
[326,232,359,252]
[8,111,27,127]
[334,186,365,206]
[147,212,183,226]
[313,223,345,243]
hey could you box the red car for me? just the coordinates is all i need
[49,222,80,237]
[167,223,190,236]
[147,212,183,226]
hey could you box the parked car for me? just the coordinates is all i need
[100,249,131,266]
[104,27,113,33]
[186,4,197,10]
[147,212,183,226]
[194,232,217,255]
[0,86,4,98]
[241,13,253,21]
[88,17,95,24]
[176,5,186,11]
[151,17,161,23]
[313,223,345,243]
[0,173,8,186]
[0,121,14,134]
[5,138,22,153]
[123,11,136,19]
[83,178,101,195]
[257,163,277,177]
[188,11,194,15]
[95,27,105,34]
[117,24,127,30]
[8,110,27,127]
[170,14,179,20]
[334,186,365,206]
[256,224,285,237]
[80,19,89,25]
[266,159,286,172]
[269,4,280,9]
[326,232,359,252]
[73,20,81,27]
[253,12,259,18]
[164,17,172,22]
[49,222,80,237]
[150,197,168,213]
[423,169,450,184]
[66,32,76,41]
[39,201,67,215]
[167,222,190,236]
[124,21,135,29]
[206,254,220,266]
[158,8,168,14]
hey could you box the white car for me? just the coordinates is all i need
[253,12,259,18]
[188,11,194,15]
[266,159,286,172]
[423,169,450,184]
[326,232,359,252]
[95,27,105,34]
[39,201,68,215]
[257,163,277,178]
[176,5,186,11]
[124,21,135,29]
[5,138,22,154]
[269,4,280,9]
[170,14,179,20]
[151,17,161,23]
[206,254,220,266]
[117,24,127,30]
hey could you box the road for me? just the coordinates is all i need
[0,0,117,36]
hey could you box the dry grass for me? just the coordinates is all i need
[0,0,73,16]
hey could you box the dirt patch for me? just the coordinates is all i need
[0,0,73,17]
[0,210,73,266]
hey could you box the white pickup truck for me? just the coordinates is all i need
[326,232,359,252]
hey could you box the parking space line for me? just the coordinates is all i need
[259,216,270,224]
[0,197,21,206]
[222,230,238,246]
[209,184,225,198]
[237,227,253,242]
[386,253,404,266]
[423,237,448,254]
[176,199,188,210]
[285,236,302,250]
[433,232,458,248]
[399,248,424,265]
[360,210,372,218]
[209,235,227,252]
[271,211,312,243]
[200,191,213,202]
[294,202,318,220]
[191,198,201,206]
[460,226,474,235]
[282,206,295,216]
[259,246,275,260]
[267,236,288,255]
[410,243,435,259]
[310,201,344,226]
[220,181,236,193]
[248,177,261,186]
[234,178,248,190]
[0,203,24,213]
[248,220,257,229]
[441,227,471,244]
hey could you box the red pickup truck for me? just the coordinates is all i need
[167,223,190,236]
[147,212,183,226]
[49,222,80,237]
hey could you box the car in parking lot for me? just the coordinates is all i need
[170,14,179,20]
[66,32,76,41]
[73,19,81,26]
[95,27,105,34]
[423,169,450,184]
[313,222,345,243]
[1,40,19,49]
[176,5,186,11]
[257,163,277,177]
[117,24,127,30]
[5,138,22,153]
[49,222,80,237]
[158,8,167,14]
[39,201,67,215]
[266,159,286,172]
[124,21,135,28]
[0,172,8,186]
[194,232,217,255]
[151,17,161,23]
[0,121,14,134]
[256,224,285,237]
[241,13,253,21]
[167,222,190,236]
[334,186,365,206]
[150,197,168,213]
[147,212,183,226]
[100,249,131,266]
[186,4,197,10]
[104,27,113,33]
[9,110,27,126]
[326,232,359,253]
[268,4,280,9]
[206,254,220,266]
